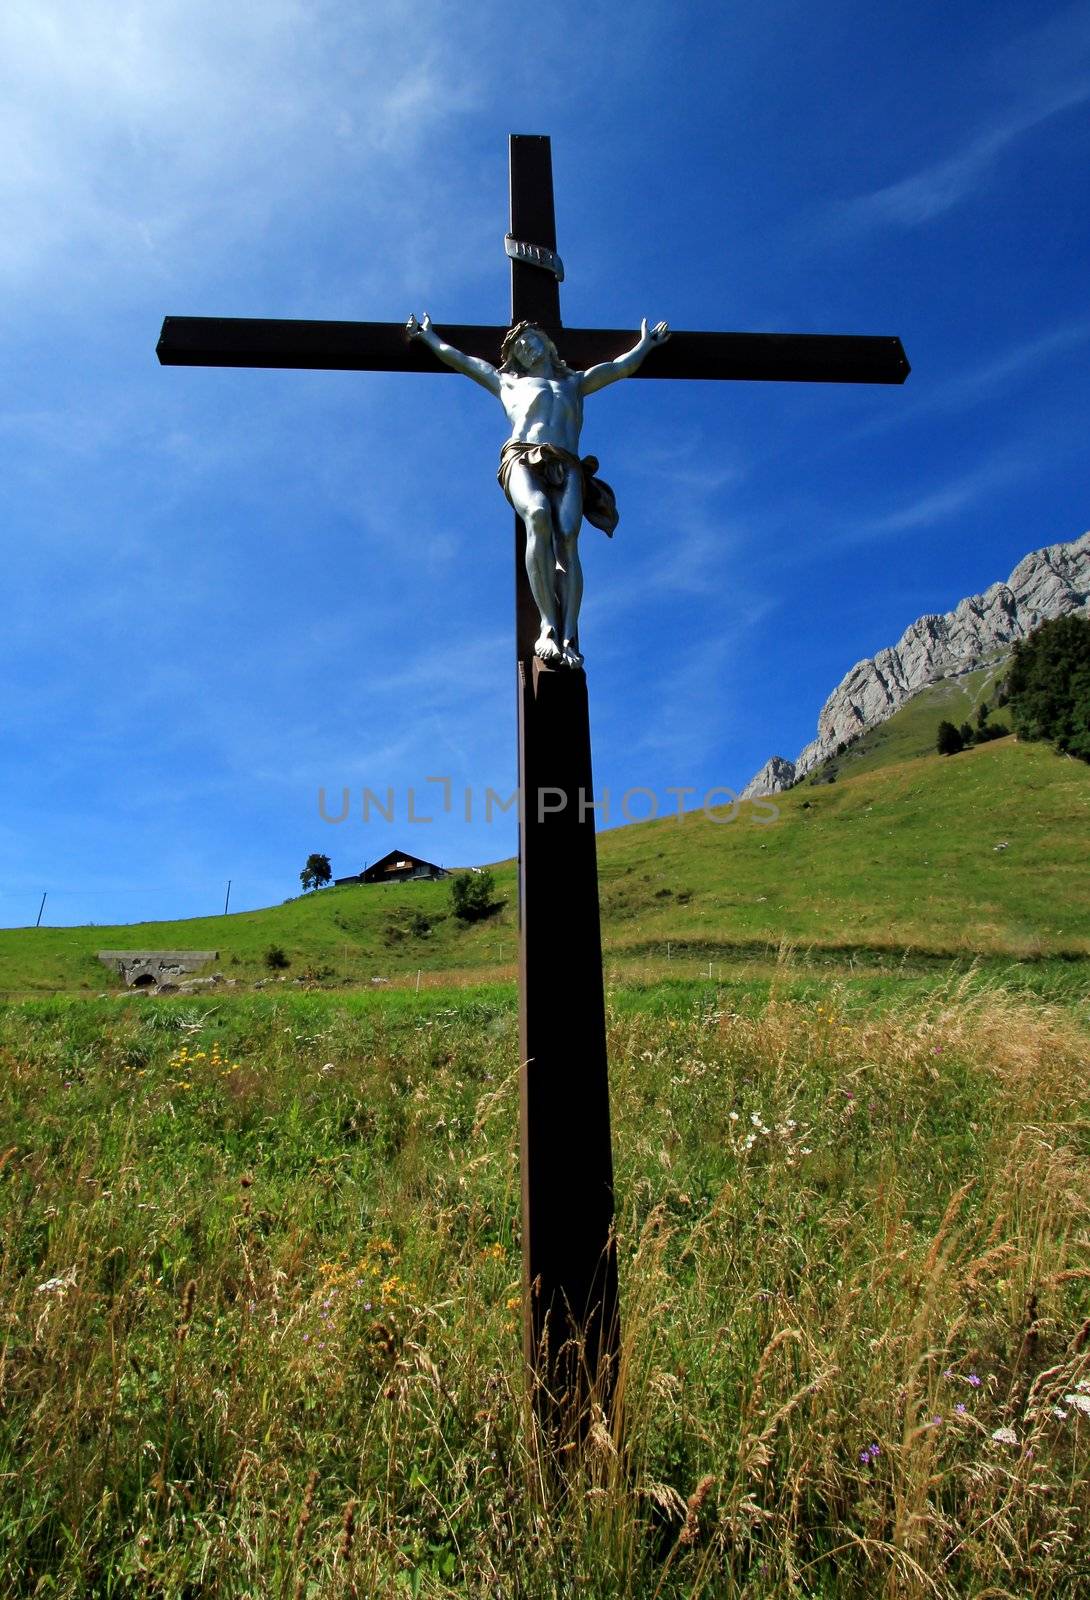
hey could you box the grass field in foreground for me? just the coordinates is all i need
[2,726,1089,995]
[3,973,1089,1597]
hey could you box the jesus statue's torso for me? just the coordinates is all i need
[499,370,584,454]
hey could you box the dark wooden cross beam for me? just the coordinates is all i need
[158,134,908,1437]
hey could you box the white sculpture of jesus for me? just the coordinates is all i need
[406,314,669,668]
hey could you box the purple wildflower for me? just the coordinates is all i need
[967,1372,981,1387]
[955,1403,967,1415]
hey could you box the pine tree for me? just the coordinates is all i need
[936,720,964,756]
[1004,615,1090,763]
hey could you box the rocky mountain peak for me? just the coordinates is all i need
[743,529,1090,796]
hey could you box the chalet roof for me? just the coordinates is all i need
[332,848,448,887]
[366,849,442,873]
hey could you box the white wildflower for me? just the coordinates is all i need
[729,1111,739,1122]
[35,1274,74,1296]
[751,1112,761,1125]
[1053,1405,1069,1420]
[800,1147,813,1156]
[1063,1393,1090,1416]
[991,1426,1018,1446]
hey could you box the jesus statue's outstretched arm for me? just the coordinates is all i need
[405,313,501,396]
[579,319,670,394]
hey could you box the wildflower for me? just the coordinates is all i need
[955,1403,967,1415]
[751,1112,761,1125]
[729,1111,739,1122]
[967,1372,981,1387]
[944,1369,954,1380]
[1063,1393,1090,1416]
[1053,1405,1069,1419]
[991,1426,1018,1446]
[35,1275,74,1296]
[931,1416,943,1427]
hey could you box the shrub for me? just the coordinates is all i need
[973,721,1010,744]
[264,944,290,970]
[450,869,496,923]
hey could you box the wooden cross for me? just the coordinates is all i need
[158,134,908,1436]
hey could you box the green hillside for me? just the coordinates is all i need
[802,661,1007,784]
[2,702,1088,994]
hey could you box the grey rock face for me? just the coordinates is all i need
[744,530,1090,794]
[740,754,796,799]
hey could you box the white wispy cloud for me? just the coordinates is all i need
[834,455,1033,548]
[832,4,1090,233]
[0,1,500,306]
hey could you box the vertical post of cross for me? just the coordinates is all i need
[509,135,620,1438]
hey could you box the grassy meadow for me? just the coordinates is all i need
[4,696,1090,1594]
[3,967,1089,1598]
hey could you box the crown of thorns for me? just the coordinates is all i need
[499,321,570,374]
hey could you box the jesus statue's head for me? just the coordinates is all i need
[499,321,572,377]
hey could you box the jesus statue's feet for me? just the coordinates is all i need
[534,628,563,665]
[561,639,584,670]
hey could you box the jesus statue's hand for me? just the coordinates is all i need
[641,318,670,345]
[405,312,433,340]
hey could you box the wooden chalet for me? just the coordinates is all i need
[335,849,448,886]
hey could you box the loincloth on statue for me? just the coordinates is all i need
[497,439,619,537]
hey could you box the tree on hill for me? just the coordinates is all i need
[299,853,333,891]
[450,869,496,923]
[936,720,964,755]
[1003,614,1090,763]
[971,699,1010,745]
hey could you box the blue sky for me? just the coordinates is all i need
[3,0,1088,928]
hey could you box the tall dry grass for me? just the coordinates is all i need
[0,975,1087,1596]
